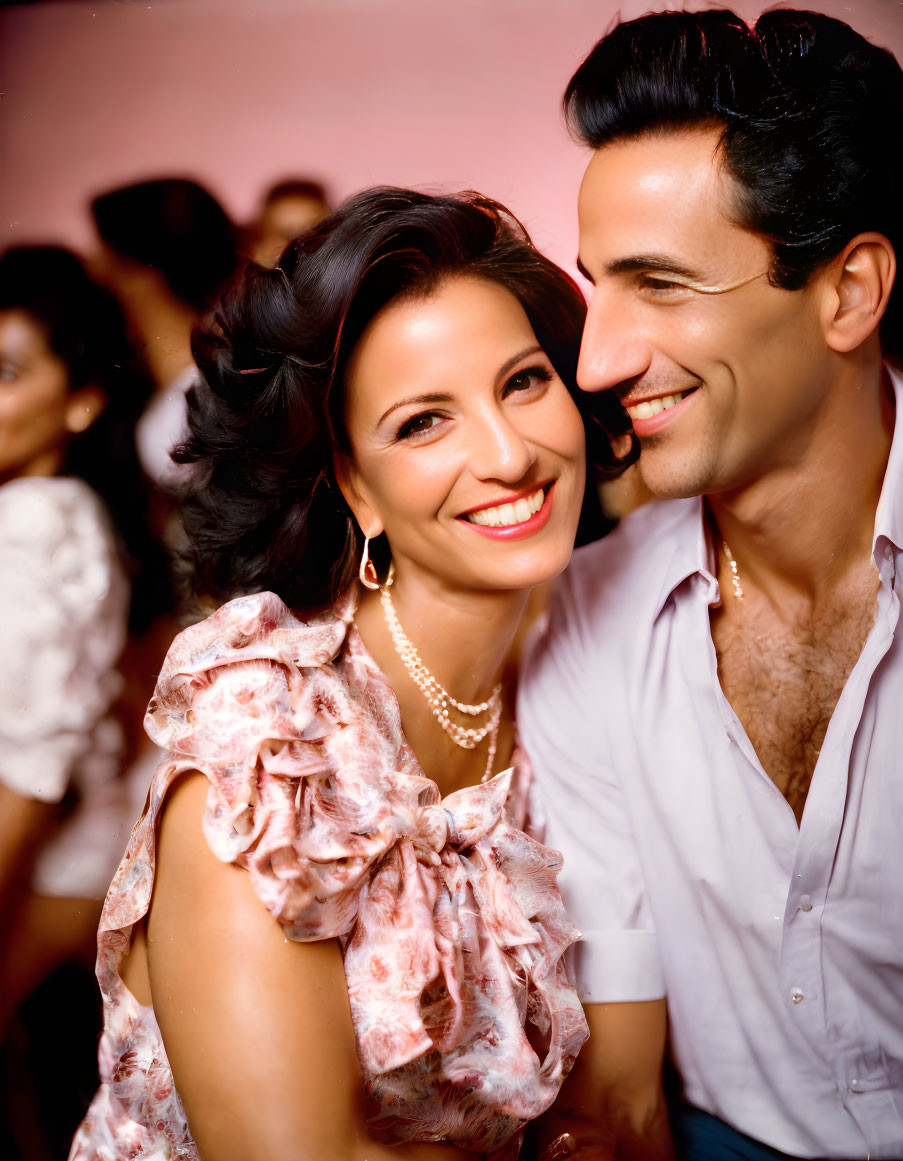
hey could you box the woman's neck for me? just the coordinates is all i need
[355,572,530,706]
[353,573,530,796]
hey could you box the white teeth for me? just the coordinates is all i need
[627,392,687,420]
[513,498,532,523]
[467,487,545,527]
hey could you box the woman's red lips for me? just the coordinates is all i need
[459,483,554,540]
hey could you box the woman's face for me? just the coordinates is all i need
[339,274,586,596]
[0,310,84,483]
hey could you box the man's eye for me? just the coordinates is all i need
[631,273,691,294]
[396,412,442,440]
[639,275,685,292]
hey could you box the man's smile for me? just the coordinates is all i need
[625,388,697,420]
[620,386,701,438]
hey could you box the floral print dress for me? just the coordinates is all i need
[69,590,588,1159]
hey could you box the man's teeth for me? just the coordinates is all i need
[467,488,545,527]
[627,392,688,420]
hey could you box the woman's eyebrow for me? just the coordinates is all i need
[375,345,545,427]
[377,392,453,427]
[496,344,544,381]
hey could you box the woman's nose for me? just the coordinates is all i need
[577,289,653,395]
[469,408,536,483]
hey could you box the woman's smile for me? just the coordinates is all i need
[458,481,554,538]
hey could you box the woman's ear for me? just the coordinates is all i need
[823,232,896,354]
[333,454,383,539]
[64,384,106,434]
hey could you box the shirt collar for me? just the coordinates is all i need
[651,363,903,620]
[872,364,903,558]
[651,496,717,621]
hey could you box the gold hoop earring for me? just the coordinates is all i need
[359,535,380,590]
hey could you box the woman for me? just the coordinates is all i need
[70,189,632,1161]
[0,246,166,1137]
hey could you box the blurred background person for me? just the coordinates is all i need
[244,176,332,266]
[0,246,166,1159]
[90,177,239,495]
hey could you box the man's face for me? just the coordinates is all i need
[577,128,834,499]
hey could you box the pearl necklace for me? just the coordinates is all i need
[722,540,744,600]
[379,569,502,778]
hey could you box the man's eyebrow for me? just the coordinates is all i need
[607,255,702,279]
[576,257,594,285]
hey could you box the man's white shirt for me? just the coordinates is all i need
[519,369,903,1159]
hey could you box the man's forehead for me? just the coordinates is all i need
[578,129,729,221]
[576,128,757,273]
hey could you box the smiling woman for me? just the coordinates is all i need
[69,188,633,1161]
[339,274,586,598]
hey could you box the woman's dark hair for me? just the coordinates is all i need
[564,8,903,361]
[0,245,172,632]
[91,177,238,314]
[178,187,634,612]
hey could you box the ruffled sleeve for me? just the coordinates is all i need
[0,477,127,802]
[134,590,402,941]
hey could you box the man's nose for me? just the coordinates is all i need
[577,290,653,394]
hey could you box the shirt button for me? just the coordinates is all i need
[791,988,804,1004]
[799,895,812,912]
[849,1078,864,1093]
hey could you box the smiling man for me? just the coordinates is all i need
[519,10,903,1161]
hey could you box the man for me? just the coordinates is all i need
[519,10,902,1160]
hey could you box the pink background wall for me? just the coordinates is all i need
[2,0,901,277]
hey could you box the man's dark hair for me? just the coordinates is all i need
[565,8,902,360]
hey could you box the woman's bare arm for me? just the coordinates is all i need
[147,772,473,1161]
[0,782,57,1032]
[527,1000,675,1161]
[0,782,53,912]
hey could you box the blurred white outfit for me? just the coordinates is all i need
[134,365,197,493]
[0,476,140,899]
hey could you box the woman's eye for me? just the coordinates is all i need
[396,412,443,440]
[504,366,553,396]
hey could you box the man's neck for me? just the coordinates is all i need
[707,352,894,610]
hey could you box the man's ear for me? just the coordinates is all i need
[333,454,383,539]
[823,232,896,354]
[64,385,106,434]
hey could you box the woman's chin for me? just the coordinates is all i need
[461,537,577,595]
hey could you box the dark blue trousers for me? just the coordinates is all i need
[671,1105,812,1161]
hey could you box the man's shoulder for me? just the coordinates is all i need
[561,495,699,617]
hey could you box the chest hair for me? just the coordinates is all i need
[710,568,880,824]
